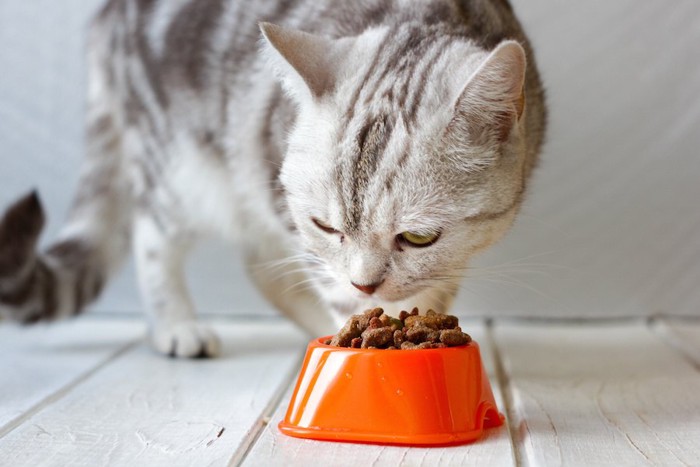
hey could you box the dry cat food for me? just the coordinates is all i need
[326,307,471,350]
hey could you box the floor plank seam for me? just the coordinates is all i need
[0,338,141,440]
[227,350,306,467]
[486,319,524,467]
[648,317,700,370]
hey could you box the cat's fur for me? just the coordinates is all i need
[0,0,545,357]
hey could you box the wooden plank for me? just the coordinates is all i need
[493,321,700,466]
[240,320,515,467]
[0,319,307,467]
[0,318,143,437]
[654,319,700,365]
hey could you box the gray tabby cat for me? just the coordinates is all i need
[0,0,545,357]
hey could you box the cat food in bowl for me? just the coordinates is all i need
[326,307,472,349]
[278,308,504,446]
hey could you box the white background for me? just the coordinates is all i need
[1,0,698,319]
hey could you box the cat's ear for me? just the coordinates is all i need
[450,40,526,144]
[259,22,350,102]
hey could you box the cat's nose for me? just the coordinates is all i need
[351,280,383,295]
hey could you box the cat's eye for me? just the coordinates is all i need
[311,218,340,235]
[397,231,441,248]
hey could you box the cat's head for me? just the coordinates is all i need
[261,23,528,313]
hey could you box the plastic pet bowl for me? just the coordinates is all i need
[278,336,504,446]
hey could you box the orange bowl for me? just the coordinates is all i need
[278,336,504,446]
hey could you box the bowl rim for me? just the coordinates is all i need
[313,335,474,352]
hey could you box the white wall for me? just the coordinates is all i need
[461,1,700,318]
[1,0,699,319]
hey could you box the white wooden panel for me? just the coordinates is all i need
[0,318,143,437]
[654,319,700,365]
[0,319,307,467]
[494,322,700,466]
[241,321,515,467]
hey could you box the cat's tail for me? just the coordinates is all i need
[0,170,131,324]
[0,181,130,324]
[0,118,131,324]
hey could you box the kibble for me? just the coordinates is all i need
[327,307,471,350]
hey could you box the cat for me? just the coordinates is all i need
[0,0,545,357]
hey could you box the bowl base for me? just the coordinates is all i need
[279,402,503,446]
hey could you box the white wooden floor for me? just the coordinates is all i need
[1,315,699,466]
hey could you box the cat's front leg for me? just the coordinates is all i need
[133,211,220,358]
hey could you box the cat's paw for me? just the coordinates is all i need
[150,321,221,358]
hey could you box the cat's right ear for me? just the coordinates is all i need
[259,23,351,103]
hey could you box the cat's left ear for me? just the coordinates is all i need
[451,40,527,144]
[260,22,351,102]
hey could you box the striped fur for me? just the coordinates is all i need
[0,0,545,357]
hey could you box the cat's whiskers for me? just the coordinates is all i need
[464,249,572,273]
[421,285,451,311]
[262,258,322,282]
[281,278,318,295]
[461,272,560,304]
[282,269,336,296]
[253,252,323,272]
[267,267,312,283]
[421,260,561,306]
